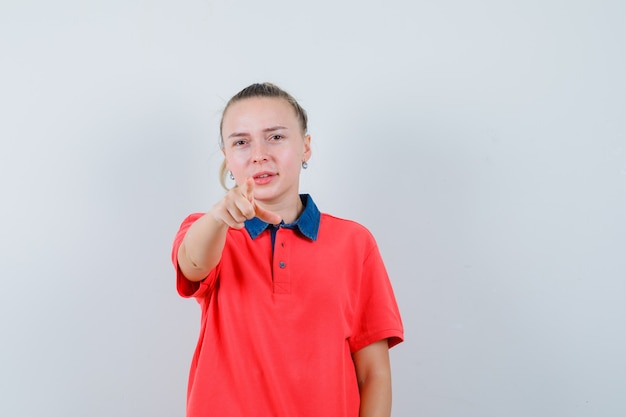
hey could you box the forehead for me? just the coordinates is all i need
[222,97,298,133]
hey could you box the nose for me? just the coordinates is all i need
[251,140,269,163]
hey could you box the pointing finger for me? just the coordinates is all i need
[241,176,281,225]
[241,177,255,203]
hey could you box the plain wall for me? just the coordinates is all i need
[1,1,625,416]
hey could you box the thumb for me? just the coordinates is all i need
[254,203,282,225]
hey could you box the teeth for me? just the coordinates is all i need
[258,174,269,178]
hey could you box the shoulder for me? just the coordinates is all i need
[319,213,377,244]
[175,213,251,244]
[173,213,205,243]
[320,212,371,232]
[177,212,204,228]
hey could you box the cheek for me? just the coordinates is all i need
[225,152,247,170]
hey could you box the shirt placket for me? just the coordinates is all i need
[272,227,291,294]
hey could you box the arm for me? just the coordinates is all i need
[177,177,281,282]
[177,211,229,282]
[352,339,393,417]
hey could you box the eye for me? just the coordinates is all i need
[269,134,283,141]
[233,139,248,147]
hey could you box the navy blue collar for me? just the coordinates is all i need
[244,194,320,241]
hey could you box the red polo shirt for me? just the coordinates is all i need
[172,195,403,417]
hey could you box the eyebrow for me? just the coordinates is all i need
[227,125,288,139]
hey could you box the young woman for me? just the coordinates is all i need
[172,83,403,417]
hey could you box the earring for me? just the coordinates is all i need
[229,171,235,180]
[302,161,308,169]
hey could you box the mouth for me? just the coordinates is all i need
[253,171,277,184]
[253,170,276,178]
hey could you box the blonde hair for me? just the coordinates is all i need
[218,82,308,190]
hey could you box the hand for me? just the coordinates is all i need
[210,177,282,229]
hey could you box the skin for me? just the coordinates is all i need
[177,96,393,417]
[353,339,393,417]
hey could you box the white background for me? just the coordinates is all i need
[1,1,625,416]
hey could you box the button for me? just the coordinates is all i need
[279,262,286,269]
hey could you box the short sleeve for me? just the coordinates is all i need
[171,213,218,299]
[348,237,404,353]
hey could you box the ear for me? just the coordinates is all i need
[303,134,312,161]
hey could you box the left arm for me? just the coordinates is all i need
[352,339,392,417]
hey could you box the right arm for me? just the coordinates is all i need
[177,178,281,282]
[177,212,229,282]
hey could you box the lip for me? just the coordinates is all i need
[252,171,277,185]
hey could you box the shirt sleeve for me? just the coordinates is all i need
[171,213,218,299]
[348,234,404,353]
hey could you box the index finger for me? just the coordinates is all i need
[241,176,254,202]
